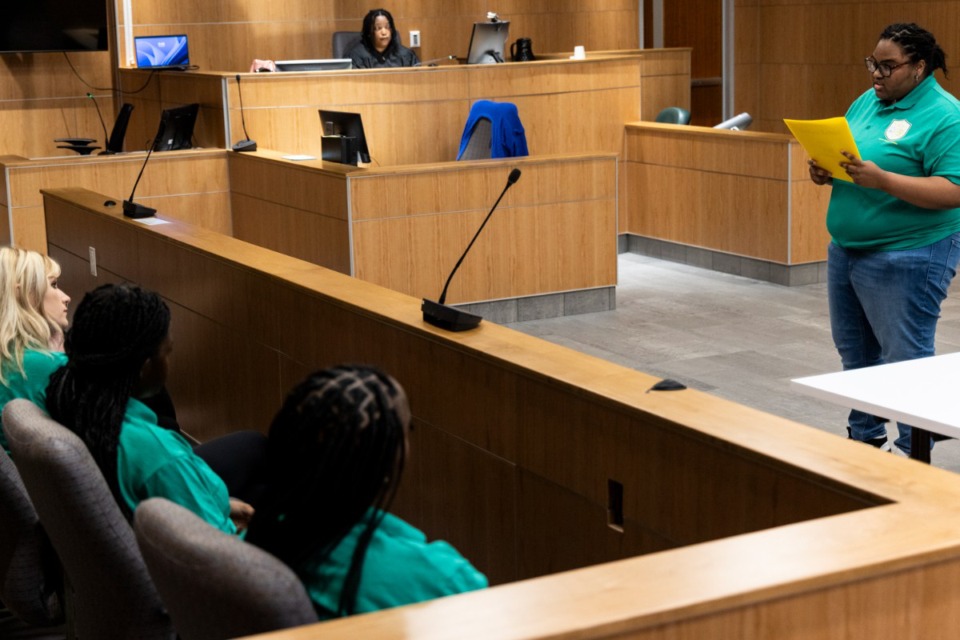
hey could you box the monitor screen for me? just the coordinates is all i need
[319,110,370,165]
[153,103,200,151]
[275,59,353,72]
[134,35,190,69]
[0,0,107,53]
[467,21,510,64]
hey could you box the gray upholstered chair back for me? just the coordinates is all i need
[0,443,64,631]
[332,31,362,59]
[3,399,174,640]
[458,118,493,160]
[134,498,317,640]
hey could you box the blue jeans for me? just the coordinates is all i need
[827,233,960,455]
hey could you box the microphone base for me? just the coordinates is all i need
[122,200,156,219]
[232,139,258,152]
[421,299,482,332]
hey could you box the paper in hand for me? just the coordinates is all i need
[783,117,861,183]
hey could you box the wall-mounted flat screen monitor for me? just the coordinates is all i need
[466,21,510,64]
[319,110,370,165]
[134,35,190,70]
[0,0,108,53]
[275,59,353,72]
[153,103,200,151]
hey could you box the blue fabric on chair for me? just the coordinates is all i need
[456,100,529,160]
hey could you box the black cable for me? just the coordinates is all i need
[62,52,158,96]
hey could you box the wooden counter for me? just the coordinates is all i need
[43,186,960,640]
[116,50,691,166]
[0,149,229,251]
[229,150,618,306]
[623,122,832,285]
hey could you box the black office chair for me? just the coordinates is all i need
[101,103,135,155]
[332,31,362,59]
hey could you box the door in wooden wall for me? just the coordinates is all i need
[654,0,723,127]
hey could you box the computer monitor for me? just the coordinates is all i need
[319,110,370,165]
[275,59,353,72]
[134,34,190,70]
[467,21,510,64]
[153,103,200,151]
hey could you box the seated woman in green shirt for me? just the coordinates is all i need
[0,247,71,454]
[245,365,487,619]
[44,284,255,533]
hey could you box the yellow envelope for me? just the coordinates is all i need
[783,117,861,183]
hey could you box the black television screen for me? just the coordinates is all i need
[0,0,108,53]
[319,109,370,165]
[153,103,200,151]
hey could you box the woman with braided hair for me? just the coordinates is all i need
[44,283,258,533]
[245,365,486,619]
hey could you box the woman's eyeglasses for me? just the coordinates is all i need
[864,57,910,77]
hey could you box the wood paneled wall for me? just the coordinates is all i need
[116,0,640,73]
[0,52,115,158]
[735,1,960,133]
[42,186,960,640]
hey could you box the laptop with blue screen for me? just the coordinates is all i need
[134,35,190,70]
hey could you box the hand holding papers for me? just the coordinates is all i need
[784,117,861,183]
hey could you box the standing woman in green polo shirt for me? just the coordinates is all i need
[244,365,487,619]
[809,23,960,456]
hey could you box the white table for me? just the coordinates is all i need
[791,352,960,462]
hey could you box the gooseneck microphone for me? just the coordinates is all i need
[415,54,457,67]
[122,128,164,219]
[422,168,521,331]
[232,74,258,152]
[87,93,109,149]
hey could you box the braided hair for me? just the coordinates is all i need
[45,284,171,520]
[880,23,949,79]
[244,365,409,617]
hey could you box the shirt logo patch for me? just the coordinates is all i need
[885,119,912,141]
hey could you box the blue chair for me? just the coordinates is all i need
[655,107,691,125]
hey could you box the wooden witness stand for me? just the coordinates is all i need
[43,187,960,640]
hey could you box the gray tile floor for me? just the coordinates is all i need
[506,252,960,473]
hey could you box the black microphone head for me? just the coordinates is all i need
[507,168,521,185]
[235,73,241,82]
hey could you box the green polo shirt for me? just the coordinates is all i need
[0,349,66,455]
[117,398,236,534]
[302,511,487,619]
[827,75,960,250]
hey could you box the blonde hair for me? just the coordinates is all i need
[0,247,62,383]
